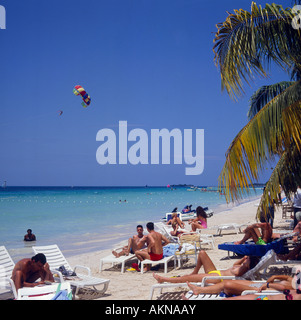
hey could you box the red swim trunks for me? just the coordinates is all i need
[149,252,163,261]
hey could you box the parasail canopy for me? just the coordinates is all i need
[73,85,91,108]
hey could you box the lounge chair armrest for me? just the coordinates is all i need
[201,276,236,286]
[241,290,280,296]
[2,277,18,299]
[51,269,64,283]
[170,236,180,243]
[73,265,91,276]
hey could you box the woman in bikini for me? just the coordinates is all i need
[188,206,207,231]
[153,250,259,284]
[223,271,301,300]
[182,273,297,298]
[166,212,185,237]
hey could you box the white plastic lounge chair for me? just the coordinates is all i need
[99,246,137,273]
[0,246,17,299]
[242,265,301,297]
[17,282,72,300]
[140,255,176,274]
[174,233,202,268]
[148,249,277,299]
[214,223,247,236]
[241,290,281,296]
[33,244,110,296]
[197,230,215,250]
[185,292,223,300]
[154,222,179,243]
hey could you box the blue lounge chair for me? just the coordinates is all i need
[218,232,297,257]
[218,239,286,256]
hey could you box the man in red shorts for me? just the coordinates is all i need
[135,222,170,272]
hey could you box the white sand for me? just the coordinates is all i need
[67,197,290,300]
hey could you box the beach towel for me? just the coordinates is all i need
[163,243,179,257]
[177,233,200,254]
[178,243,195,254]
[52,284,72,300]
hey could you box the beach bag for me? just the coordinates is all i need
[57,265,76,277]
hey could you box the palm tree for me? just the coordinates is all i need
[213,2,301,217]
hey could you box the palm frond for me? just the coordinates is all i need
[219,80,301,203]
[290,65,301,81]
[213,2,301,99]
[248,81,295,120]
[258,144,301,219]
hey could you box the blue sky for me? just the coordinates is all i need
[0,0,294,186]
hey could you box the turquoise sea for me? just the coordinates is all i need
[0,186,262,261]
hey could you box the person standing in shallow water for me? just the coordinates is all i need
[24,229,36,241]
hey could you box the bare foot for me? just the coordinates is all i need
[186,281,201,295]
[153,272,164,283]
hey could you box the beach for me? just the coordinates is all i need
[65,197,290,300]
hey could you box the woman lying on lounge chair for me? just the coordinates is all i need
[224,290,301,300]
[224,271,301,300]
[183,274,296,298]
[153,250,259,284]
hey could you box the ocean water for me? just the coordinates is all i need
[0,186,262,261]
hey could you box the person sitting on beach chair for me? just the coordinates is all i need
[112,225,148,257]
[135,222,170,272]
[234,219,273,245]
[12,253,54,291]
[166,212,185,237]
[188,206,207,231]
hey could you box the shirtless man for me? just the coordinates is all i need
[135,222,169,272]
[112,225,148,257]
[234,220,273,245]
[11,253,54,291]
[153,250,259,284]
[24,229,36,241]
